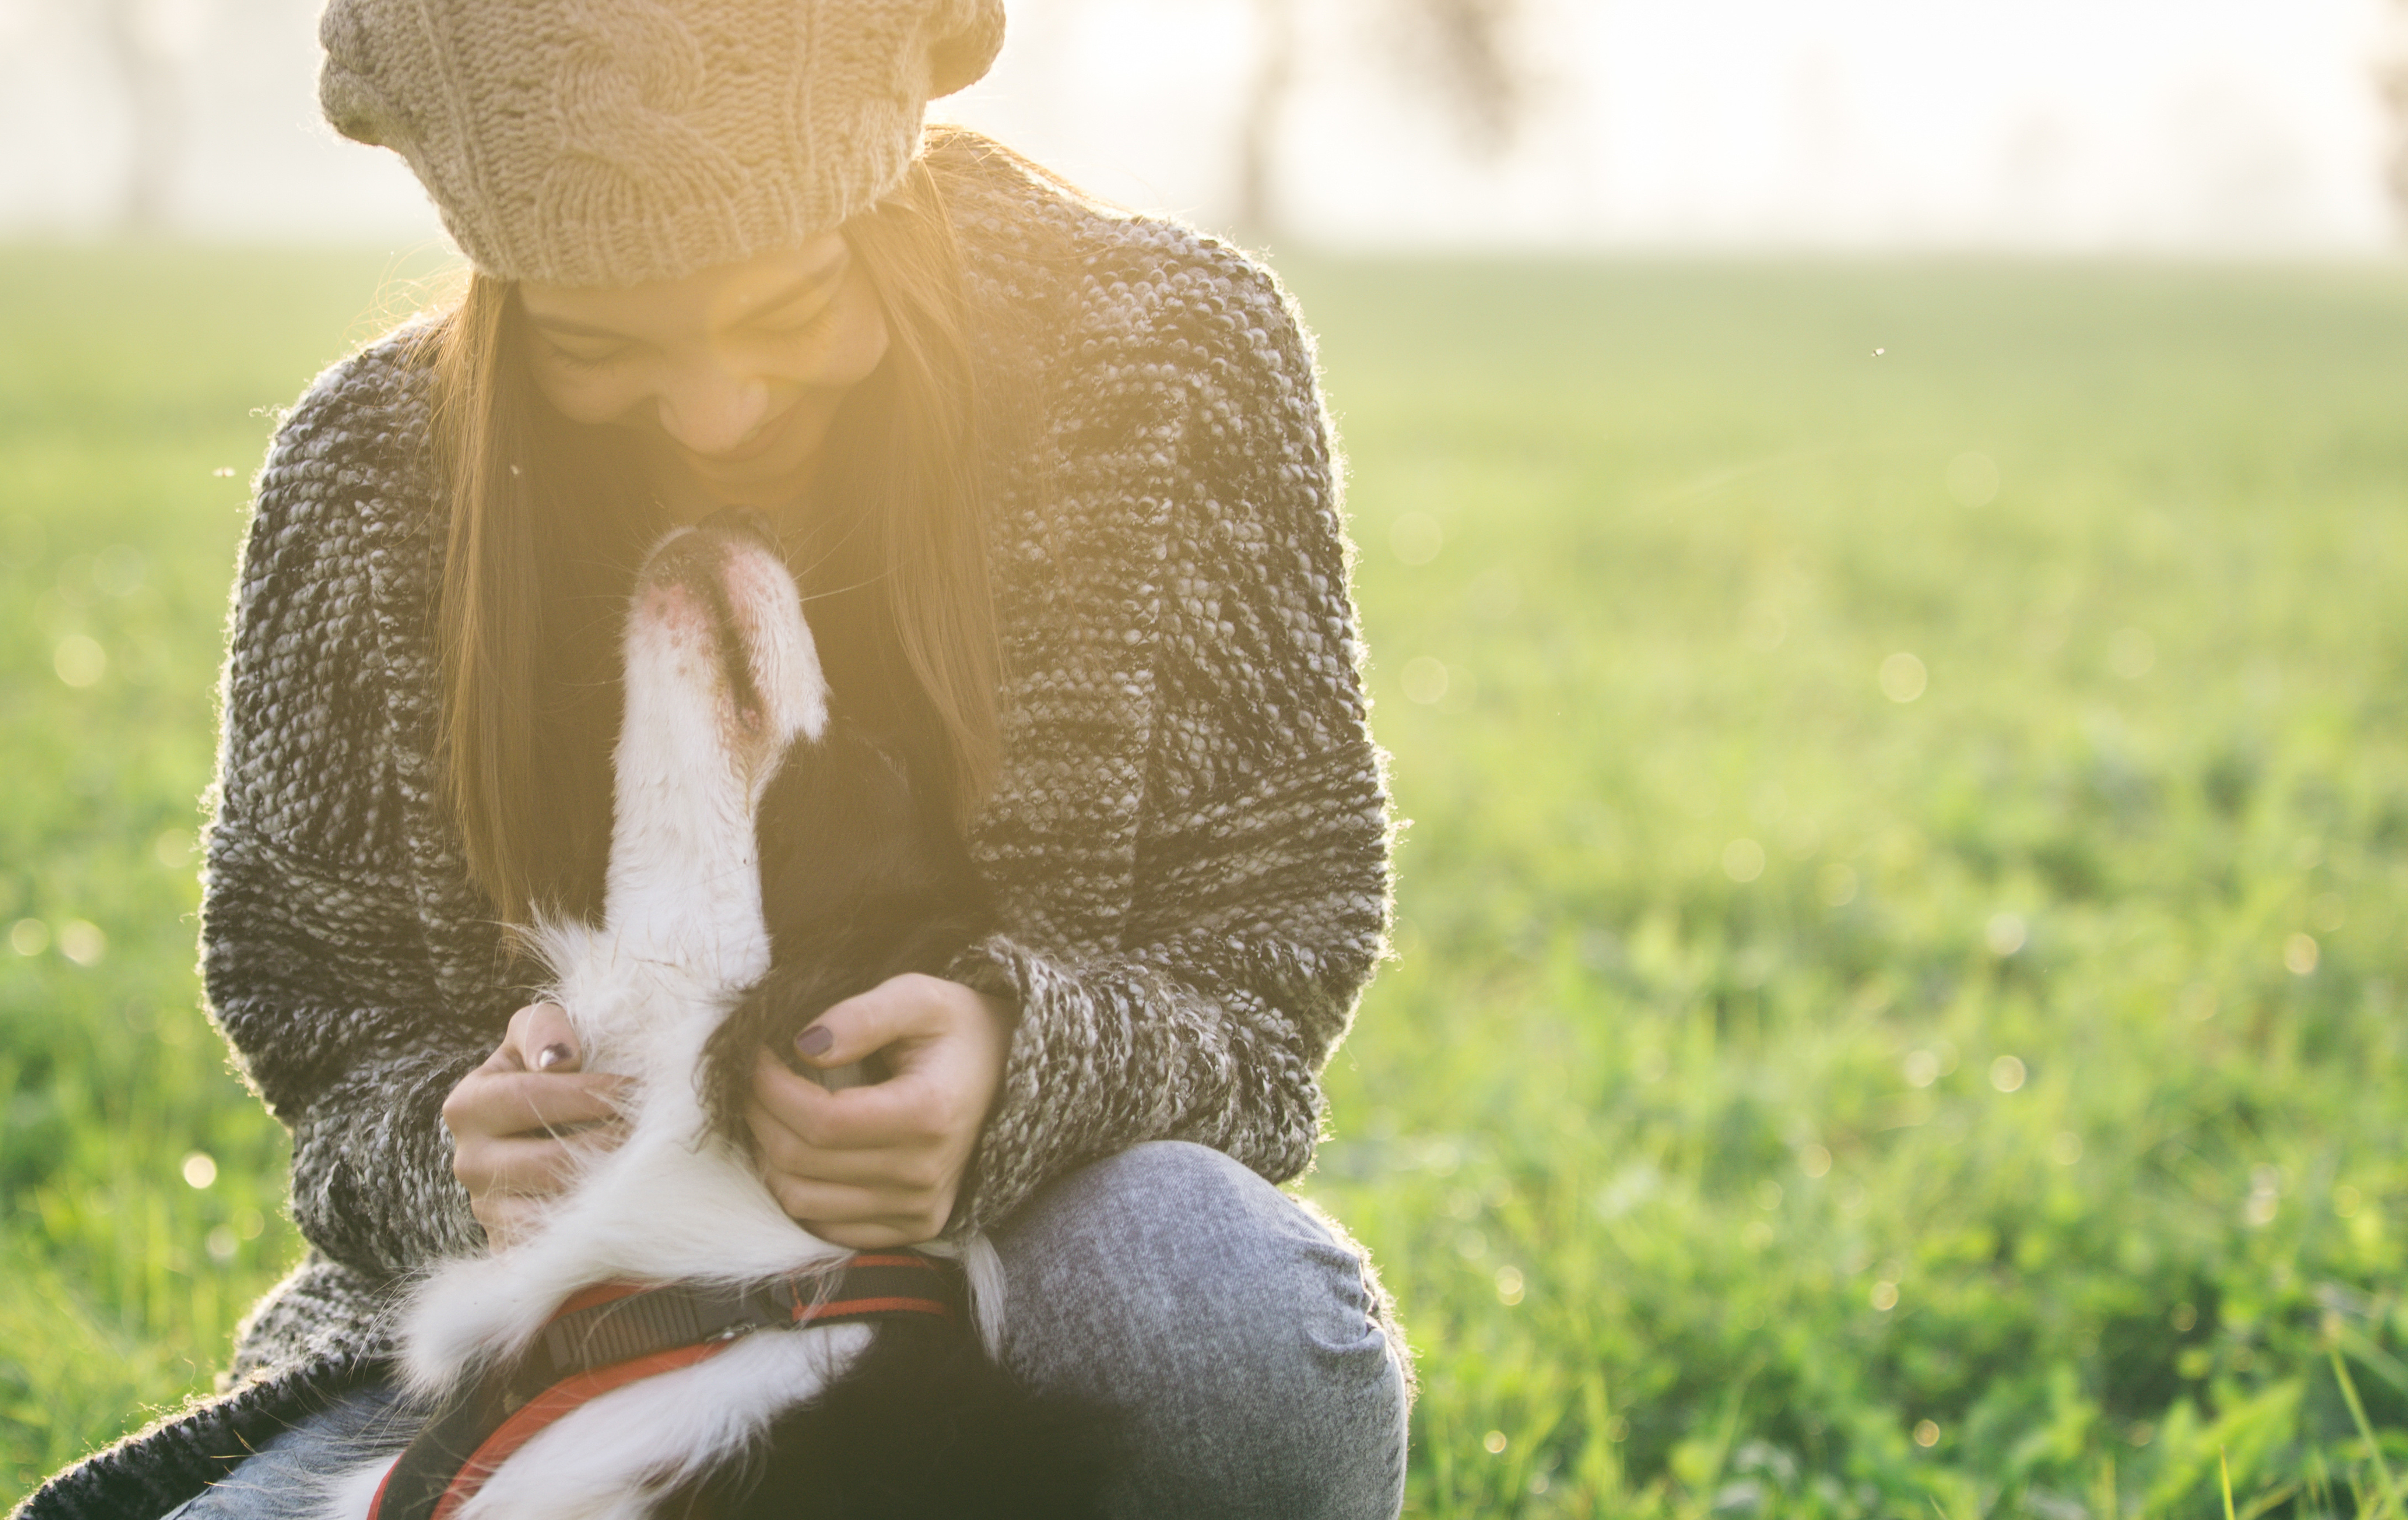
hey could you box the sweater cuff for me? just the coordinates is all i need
[947,935,1065,1232]
[945,932,1290,1236]
[287,1049,487,1276]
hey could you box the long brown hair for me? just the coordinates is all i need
[418,131,1001,925]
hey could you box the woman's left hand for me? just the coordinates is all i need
[747,972,1015,1248]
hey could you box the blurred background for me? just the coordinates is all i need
[6,4,2408,1518]
[3,0,2405,253]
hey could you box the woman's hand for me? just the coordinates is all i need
[443,1002,628,1250]
[748,974,1015,1248]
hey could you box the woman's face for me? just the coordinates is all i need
[518,232,891,516]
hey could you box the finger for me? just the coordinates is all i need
[752,1056,950,1152]
[750,1046,902,1153]
[790,974,952,1072]
[808,1218,942,1251]
[447,1070,626,1141]
[764,1175,943,1242]
[764,1173,890,1224]
[504,1002,583,1073]
[746,1106,942,1191]
[457,1143,620,1228]
[475,1039,524,1077]
[472,1071,625,1137]
[454,1130,605,1199]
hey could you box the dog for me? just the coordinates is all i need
[322,513,1105,1520]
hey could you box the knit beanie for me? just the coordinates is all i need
[317,0,1007,287]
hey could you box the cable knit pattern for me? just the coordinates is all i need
[14,138,1390,1520]
[317,0,1008,285]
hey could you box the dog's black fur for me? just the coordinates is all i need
[713,1309,1116,1520]
[687,699,1114,1519]
[700,715,990,1127]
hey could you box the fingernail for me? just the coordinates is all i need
[794,1025,834,1059]
[537,1043,571,1070]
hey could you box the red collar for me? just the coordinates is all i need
[369,1252,962,1520]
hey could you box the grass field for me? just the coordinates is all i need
[2,246,2406,1518]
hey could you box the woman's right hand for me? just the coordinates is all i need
[442,1002,627,1250]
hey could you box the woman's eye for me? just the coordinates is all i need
[758,302,839,343]
[542,339,629,370]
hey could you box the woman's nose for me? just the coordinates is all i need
[654,360,775,456]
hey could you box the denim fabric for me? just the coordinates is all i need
[157,1384,412,1519]
[161,1142,1408,1519]
[991,1141,1410,1520]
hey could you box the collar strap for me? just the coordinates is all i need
[518,1252,958,1400]
[368,1252,961,1520]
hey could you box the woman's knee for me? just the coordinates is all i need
[989,1142,1409,1519]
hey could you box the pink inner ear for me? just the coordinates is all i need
[627,523,819,779]
[639,579,702,634]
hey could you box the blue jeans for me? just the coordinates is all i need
[165,1143,1410,1519]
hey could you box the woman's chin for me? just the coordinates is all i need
[654,437,824,513]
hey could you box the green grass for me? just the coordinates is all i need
[3,247,2405,1517]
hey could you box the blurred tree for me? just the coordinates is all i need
[1234,0,1296,236]
[1236,0,1527,239]
[88,0,214,231]
[2383,0,2408,236]
[1395,0,1522,156]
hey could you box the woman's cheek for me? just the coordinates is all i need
[527,363,644,428]
[808,279,891,390]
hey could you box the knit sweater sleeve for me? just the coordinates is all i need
[201,352,492,1277]
[951,253,1391,1232]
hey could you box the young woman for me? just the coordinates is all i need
[21,1,1405,1516]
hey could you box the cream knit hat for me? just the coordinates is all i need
[318,0,1006,287]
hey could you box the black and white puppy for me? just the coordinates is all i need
[322,516,1103,1520]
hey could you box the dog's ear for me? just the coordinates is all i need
[699,962,860,1148]
[754,716,983,954]
[698,908,994,1150]
[712,711,996,1151]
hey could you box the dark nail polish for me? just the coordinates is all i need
[794,1025,834,1059]
[537,1043,572,1071]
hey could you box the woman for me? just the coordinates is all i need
[19,1,1404,1516]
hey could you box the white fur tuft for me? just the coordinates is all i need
[315,527,998,1520]
[958,1234,1008,1361]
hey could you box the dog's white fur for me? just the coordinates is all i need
[322,529,1002,1520]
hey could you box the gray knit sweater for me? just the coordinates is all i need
[18,138,1390,1520]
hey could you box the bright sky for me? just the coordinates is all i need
[0,0,2396,251]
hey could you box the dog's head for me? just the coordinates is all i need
[618,509,829,814]
[586,509,829,987]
